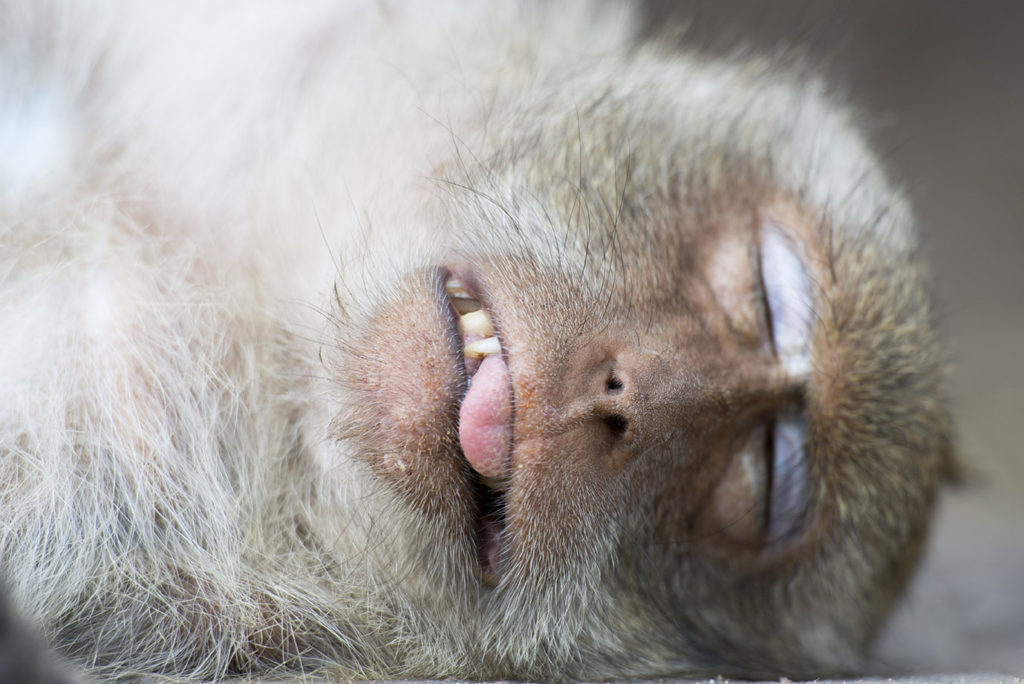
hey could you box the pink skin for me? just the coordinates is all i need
[458,354,512,480]
[462,333,483,377]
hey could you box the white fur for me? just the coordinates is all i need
[0,1,641,678]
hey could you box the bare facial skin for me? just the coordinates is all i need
[0,1,955,681]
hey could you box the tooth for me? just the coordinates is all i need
[445,279,482,313]
[464,336,501,358]
[452,297,482,314]
[460,309,494,336]
[445,279,472,299]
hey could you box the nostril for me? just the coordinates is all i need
[606,372,624,394]
[603,413,629,437]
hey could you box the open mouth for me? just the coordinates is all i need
[444,270,513,585]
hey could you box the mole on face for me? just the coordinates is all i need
[0,2,954,681]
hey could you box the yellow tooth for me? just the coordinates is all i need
[464,336,501,358]
[460,309,494,336]
[452,297,481,314]
[446,279,482,313]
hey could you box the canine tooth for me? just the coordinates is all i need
[464,336,501,358]
[460,309,494,336]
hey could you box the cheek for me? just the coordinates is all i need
[635,423,773,561]
[615,442,703,555]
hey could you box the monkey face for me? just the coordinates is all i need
[319,65,955,679]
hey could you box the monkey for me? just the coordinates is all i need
[0,0,956,680]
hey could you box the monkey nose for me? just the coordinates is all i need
[458,354,513,480]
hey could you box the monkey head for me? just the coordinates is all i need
[319,53,956,680]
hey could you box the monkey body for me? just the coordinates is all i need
[0,1,953,680]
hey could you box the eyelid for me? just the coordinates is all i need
[759,223,814,378]
[768,413,810,543]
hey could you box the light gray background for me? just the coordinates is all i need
[644,1,1024,676]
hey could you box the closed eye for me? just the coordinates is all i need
[759,222,814,377]
[707,411,811,547]
[767,412,810,543]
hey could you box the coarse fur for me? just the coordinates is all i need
[0,0,955,680]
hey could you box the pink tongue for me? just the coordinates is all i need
[459,354,512,480]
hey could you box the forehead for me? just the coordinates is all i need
[441,55,911,259]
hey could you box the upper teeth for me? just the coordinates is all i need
[445,279,483,314]
[447,278,500,359]
[459,309,494,336]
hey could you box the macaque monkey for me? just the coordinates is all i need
[0,1,955,680]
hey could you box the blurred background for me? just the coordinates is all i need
[645,1,1024,675]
